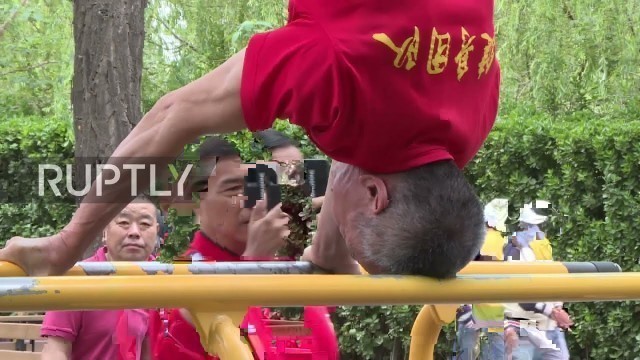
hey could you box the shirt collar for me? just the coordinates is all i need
[186,230,242,261]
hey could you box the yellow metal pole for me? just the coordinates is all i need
[186,308,254,360]
[0,273,639,311]
[459,261,569,274]
[0,261,616,277]
[209,314,253,360]
[0,260,605,359]
[408,305,458,360]
[406,259,574,360]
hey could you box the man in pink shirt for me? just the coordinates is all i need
[40,196,159,360]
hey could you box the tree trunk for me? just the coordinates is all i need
[71,0,147,258]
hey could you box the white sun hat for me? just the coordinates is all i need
[484,198,509,232]
[519,200,550,225]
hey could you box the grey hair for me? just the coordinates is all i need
[356,160,485,279]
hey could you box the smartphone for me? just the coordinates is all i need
[303,159,330,198]
[243,159,330,211]
[243,163,279,210]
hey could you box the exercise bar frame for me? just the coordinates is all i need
[0,260,632,360]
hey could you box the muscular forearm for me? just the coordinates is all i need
[60,50,248,262]
[60,96,197,259]
[308,166,359,273]
[311,207,351,269]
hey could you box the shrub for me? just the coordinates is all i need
[0,117,75,246]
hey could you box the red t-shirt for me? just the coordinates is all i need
[183,230,244,262]
[241,0,500,174]
[150,231,241,360]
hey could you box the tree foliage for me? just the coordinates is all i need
[0,0,73,120]
[0,117,75,246]
[141,0,286,111]
[463,113,640,360]
[4,0,637,122]
[494,0,640,116]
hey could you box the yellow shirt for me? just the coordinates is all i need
[530,238,553,261]
[472,304,505,332]
[475,228,506,332]
[480,228,505,260]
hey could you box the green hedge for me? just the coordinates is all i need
[0,117,75,245]
[464,111,640,360]
[1,112,639,359]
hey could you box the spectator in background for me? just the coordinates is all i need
[149,136,298,360]
[504,302,572,360]
[454,199,507,360]
[256,129,324,210]
[256,129,304,163]
[40,196,159,360]
[504,201,572,360]
[519,201,553,261]
[504,204,540,262]
[522,201,571,359]
[479,198,508,260]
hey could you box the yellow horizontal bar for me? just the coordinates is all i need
[0,261,593,277]
[1,273,639,312]
[459,262,570,274]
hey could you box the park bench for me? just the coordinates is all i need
[0,312,45,360]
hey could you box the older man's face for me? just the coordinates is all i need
[103,201,159,261]
[328,162,371,259]
[271,145,303,163]
[195,156,253,244]
[327,161,394,273]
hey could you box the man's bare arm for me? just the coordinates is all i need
[302,163,360,274]
[0,49,248,275]
[311,196,324,210]
[41,337,72,360]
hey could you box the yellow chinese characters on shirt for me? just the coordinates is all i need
[372,26,420,70]
[373,25,496,80]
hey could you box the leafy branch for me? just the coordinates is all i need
[277,184,315,258]
[0,60,59,77]
[0,0,29,40]
[155,15,201,55]
[157,207,198,263]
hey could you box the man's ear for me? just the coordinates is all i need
[359,175,389,214]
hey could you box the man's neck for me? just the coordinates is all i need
[199,230,244,255]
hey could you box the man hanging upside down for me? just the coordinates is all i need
[0,0,500,279]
